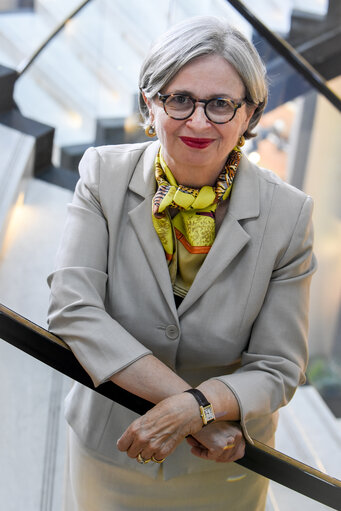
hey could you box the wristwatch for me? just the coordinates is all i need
[185,388,215,426]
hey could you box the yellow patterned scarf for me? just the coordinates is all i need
[152,147,242,265]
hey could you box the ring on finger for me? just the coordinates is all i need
[151,455,166,464]
[136,453,151,464]
[223,443,235,451]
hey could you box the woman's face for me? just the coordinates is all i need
[146,54,255,187]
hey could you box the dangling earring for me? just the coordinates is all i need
[145,124,156,138]
[238,135,245,147]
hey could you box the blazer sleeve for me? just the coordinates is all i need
[47,147,152,387]
[214,195,317,442]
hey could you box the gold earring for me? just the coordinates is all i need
[238,135,245,147]
[145,124,156,138]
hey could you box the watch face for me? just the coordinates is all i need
[202,405,215,424]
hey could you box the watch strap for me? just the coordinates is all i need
[185,388,215,426]
[185,388,210,407]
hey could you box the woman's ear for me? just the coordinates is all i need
[242,104,256,134]
[142,91,154,123]
[142,91,151,109]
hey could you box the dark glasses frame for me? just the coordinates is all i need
[157,92,245,124]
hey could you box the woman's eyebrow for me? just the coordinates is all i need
[164,89,237,99]
[163,89,193,95]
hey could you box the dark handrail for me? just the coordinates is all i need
[16,0,93,76]
[0,303,340,510]
[227,0,341,112]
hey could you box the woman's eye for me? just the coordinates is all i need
[213,99,228,108]
[173,95,190,104]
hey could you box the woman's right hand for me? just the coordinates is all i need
[187,421,245,463]
[116,392,203,463]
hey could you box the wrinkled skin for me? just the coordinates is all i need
[117,393,245,463]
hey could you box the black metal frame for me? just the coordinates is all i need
[0,304,340,510]
[227,0,341,111]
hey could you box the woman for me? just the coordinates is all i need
[48,16,316,511]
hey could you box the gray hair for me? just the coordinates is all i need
[139,16,268,139]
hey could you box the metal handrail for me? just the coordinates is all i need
[0,303,340,510]
[16,0,92,76]
[227,0,341,111]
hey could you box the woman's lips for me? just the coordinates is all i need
[179,136,214,149]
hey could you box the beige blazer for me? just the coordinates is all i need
[47,140,316,480]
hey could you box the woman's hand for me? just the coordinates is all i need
[117,392,203,462]
[187,422,245,463]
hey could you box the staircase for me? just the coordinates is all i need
[0,4,340,509]
[252,0,341,112]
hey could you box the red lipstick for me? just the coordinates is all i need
[180,136,214,149]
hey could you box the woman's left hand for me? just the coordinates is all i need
[117,392,203,462]
[187,421,245,463]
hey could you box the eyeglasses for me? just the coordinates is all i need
[157,93,245,124]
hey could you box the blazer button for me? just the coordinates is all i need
[165,324,179,340]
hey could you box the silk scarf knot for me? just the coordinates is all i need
[152,147,242,262]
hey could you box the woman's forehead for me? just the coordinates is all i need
[164,55,245,98]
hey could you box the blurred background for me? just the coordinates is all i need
[0,1,340,509]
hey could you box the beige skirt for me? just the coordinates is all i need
[64,427,269,511]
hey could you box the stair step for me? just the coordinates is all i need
[0,1,34,13]
[60,143,93,173]
[0,65,17,112]
[0,108,54,172]
[0,123,35,248]
[36,164,79,191]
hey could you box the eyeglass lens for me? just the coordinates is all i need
[164,95,236,123]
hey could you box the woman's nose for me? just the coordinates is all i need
[186,103,210,126]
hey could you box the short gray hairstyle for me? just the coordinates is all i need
[139,16,268,139]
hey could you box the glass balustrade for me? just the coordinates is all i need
[0,0,340,509]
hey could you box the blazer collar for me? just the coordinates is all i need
[129,142,260,216]
[128,140,160,198]
[128,145,260,316]
[178,155,260,314]
[128,140,177,316]
[227,153,260,220]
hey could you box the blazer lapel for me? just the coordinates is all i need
[127,146,260,316]
[128,142,178,315]
[178,156,260,315]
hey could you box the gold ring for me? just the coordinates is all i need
[223,443,235,451]
[151,455,166,464]
[136,453,151,464]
